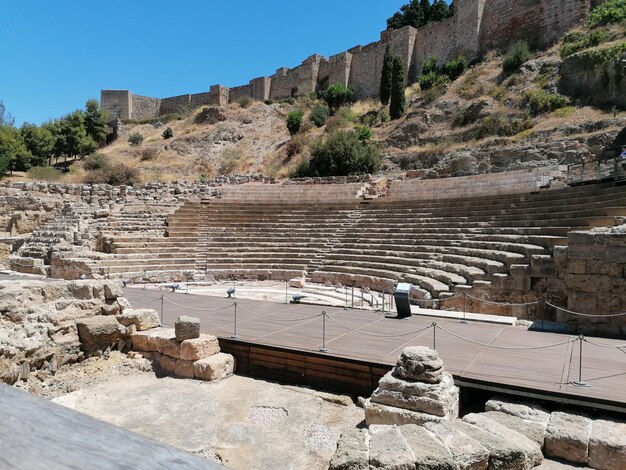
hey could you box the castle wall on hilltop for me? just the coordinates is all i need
[102,0,592,121]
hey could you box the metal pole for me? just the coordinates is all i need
[160,295,164,324]
[540,299,545,331]
[382,290,385,313]
[231,302,240,339]
[318,311,329,352]
[285,280,288,304]
[570,335,590,387]
[345,285,348,309]
[432,322,437,350]
[351,286,354,310]
[460,293,468,324]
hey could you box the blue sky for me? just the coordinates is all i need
[0,0,414,125]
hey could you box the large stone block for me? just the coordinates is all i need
[116,309,160,331]
[545,411,592,464]
[131,331,153,352]
[193,353,234,381]
[149,329,180,359]
[480,411,547,447]
[370,371,458,417]
[179,334,219,361]
[400,424,455,469]
[328,428,369,470]
[174,359,195,379]
[175,315,200,341]
[423,421,489,470]
[364,399,451,427]
[76,316,124,355]
[485,398,550,424]
[588,418,626,470]
[368,425,415,470]
[104,282,123,300]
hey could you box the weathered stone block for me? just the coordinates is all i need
[400,424,455,469]
[193,353,234,381]
[481,410,547,447]
[76,316,124,354]
[104,282,123,300]
[116,309,160,331]
[393,346,444,383]
[423,422,489,470]
[149,329,180,358]
[179,334,219,361]
[131,331,153,352]
[545,411,592,464]
[329,428,369,470]
[368,425,415,470]
[174,359,195,379]
[364,399,451,427]
[117,297,133,313]
[588,418,626,470]
[175,315,200,341]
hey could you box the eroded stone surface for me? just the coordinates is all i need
[116,308,160,331]
[193,353,234,381]
[368,425,415,470]
[400,423,456,469]
[423,421,490,470]
[588,418,626,470]
[175,315,200,341]
[363,399,450,427]
[180,335,220,361]
[545,411,592,464]
[329,428,369,470]
[394,346,444,383]
[481,410,547,447]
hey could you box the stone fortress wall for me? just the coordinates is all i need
[101,0,593,121]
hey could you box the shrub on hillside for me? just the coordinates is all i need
[419,54,468,90]
[356,126,373,141]
[140,148,158,161]
[309,105,330,127]
[295,130,380,177]
[84,153,110,171]
[162,127,174,139]
[239,97,252,108]
[561,29,611,58]
[502,41,532,73]
[472,113,533,139]
[84,163,139,185]
[322,84,354,113]
[441,55,469,81]
[27,166,63,182]
[128,132,144,146]
[522,90,570,115]
[588,0,626,27]
[286,110,304,134]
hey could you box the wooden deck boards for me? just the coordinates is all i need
[127,288,626,407]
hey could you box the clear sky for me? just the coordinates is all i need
[0,0,414,126]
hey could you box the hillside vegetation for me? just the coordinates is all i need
[2,0,625,184]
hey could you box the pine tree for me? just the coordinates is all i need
[380,45,393,105]
[390,56,406,120]
[84,99,108,145]
[420,0,431,21]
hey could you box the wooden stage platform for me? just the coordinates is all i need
[124,288,626,414]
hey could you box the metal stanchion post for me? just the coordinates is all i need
[344,286,348,309]
[285,280,288,304]
[382,290,385,313]
[231,302,240,339]
[351,286,354,310]
[540,299,545,331]
[570,335,590,387]
[160,295,164,324]
[432,322,437,350]
[460,293,468,324]
[318,311,329,352]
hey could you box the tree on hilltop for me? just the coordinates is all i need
[21,123,54,167]
[0,101,15,127]
[387,0,453,30]
[0,126,30,174]
[83,99,108,146]
[390,56,406,120]
[380,45,393,106]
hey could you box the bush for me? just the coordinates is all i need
[128,132,144,146]
[561,29,611,58]
[322,84,353,113]
[441,55,469,81]
[83,153,110,171]
[309,105,330,127]
[588,0,626,27]
[85,164,139,185]
[218,147,246,175]
[522,90,570,115]
[360,108,390,127]
[239,97,252,108]
[502,41,532,73]
[121,114,182,125]
[140,148,158,161]
[27,166,63,182]
[286,110,304,134]
[285,134,307,158]
[296,130,381,177]
[419,54,467,91]
[162,127,174,139]
[472,113,533,139]
[356,126,373,141]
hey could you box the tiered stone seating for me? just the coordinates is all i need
[219,182,367,202]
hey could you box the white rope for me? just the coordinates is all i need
[546,302,626,318]
[466,294,540,307]
[435,324,577,350]
[325,313,433,338]
[583,338,626,349]
[163,297,234,313]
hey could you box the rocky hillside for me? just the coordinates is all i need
[13,14,625,184]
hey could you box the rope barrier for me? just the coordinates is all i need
[545,302,626,318]
[325,313,433,338]
[465,294,540,307]
[236,304,323,323]
[163,297,234,313]
[583,338,626,349]
[415,295,463,304]
[435,324,576,350]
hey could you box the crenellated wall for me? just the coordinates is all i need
[102,0,594,120]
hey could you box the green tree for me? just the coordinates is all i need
[390,56,406,120]
[83,99,108,145]
[386,0,452,30]
[128,132,144,146]
[56,111,97,163]
[300,130,380,177]
[0,126,31,174]
[429,0,450,21]
[286,110,304,134]
[380,45,394,106]
[322,84,353,113]
[0,101,15,127]
[420,0,431,21]
[21,123,54,167]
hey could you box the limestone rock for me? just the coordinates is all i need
[149,329,180,359]
[423,421,489,470]
[458,413,543,470]
[131,331,153,352]
[68,281,94,300]
[174,359,195,379]
[193,353,234,381]
[370,371,458,417]
[100,303,120,316]
[104,282,123,300]
[485,398,550,425]
[179,334,220,361]
[400,424,456,469]
[288,277,305,288]
[75,316,125,355]
[545,411,592,464]
[394,346,444,383]
[364,399,450,427]
[368,425,415,470]
[589,418,626,470]
[116,309,160,331]
[117,297,133,313]
[175,315,200,341]
[481,410,547,447]
[329,428,369,470]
